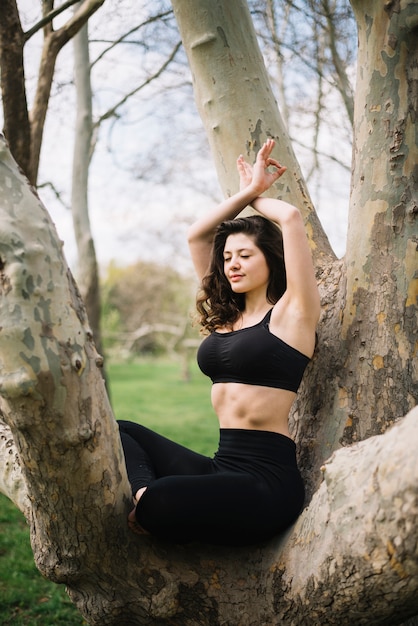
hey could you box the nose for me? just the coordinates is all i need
[230,256,240,269]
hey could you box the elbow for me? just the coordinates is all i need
[281,205,303,227]
[187,224,213,249]
[187,224,197,245]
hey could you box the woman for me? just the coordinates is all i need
[118,139,320,545]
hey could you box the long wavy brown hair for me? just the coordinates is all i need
[196,215,286,333]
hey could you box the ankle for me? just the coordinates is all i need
[134,486,147,505]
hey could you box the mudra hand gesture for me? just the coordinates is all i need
[237,138,287,195]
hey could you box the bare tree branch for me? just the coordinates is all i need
[321,0,354,124]
[28,0,106,183]
[93,40,182,130]
[24,0,80,42]
[90,9,174,68]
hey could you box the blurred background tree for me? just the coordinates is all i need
[101,260,199,360]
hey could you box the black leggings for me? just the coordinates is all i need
[118,420,305,546]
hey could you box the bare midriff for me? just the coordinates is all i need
[211,382,297,438]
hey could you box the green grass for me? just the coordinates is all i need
[108,358,218,454]
[0,497,87,625]
[0,358,216,624]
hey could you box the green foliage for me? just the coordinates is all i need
[100,284,123,354]
[101,260,200,358]
[0,358,216,623]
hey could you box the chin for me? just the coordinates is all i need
[230,286,247,294]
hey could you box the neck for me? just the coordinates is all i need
[243,293,270,317]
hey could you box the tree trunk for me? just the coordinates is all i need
[71,11,104,365]
[0,0,31,177]
[341,0,418,439]
[171,0,335,270]
[0,0,417,623]
[0,0,105,185]
[171,0,418,500]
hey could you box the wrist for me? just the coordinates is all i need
[251,196,301,225]
[241,183,263,201]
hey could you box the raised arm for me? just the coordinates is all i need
[237,144,320,354]
[187,139,286,280]
[253,195,320,318]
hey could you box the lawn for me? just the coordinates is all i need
[108,358,218,454]
[0,358,217,624]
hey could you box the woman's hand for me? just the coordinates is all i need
[188,139,287,281]
[237,138,287,195]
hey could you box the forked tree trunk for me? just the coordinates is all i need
[293,0,418,499]
[0,0,417,623]
[341,0,418,436]
[173,0,418,497]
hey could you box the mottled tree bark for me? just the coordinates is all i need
[0,0,417,623]
[171,0,335,270]
[341,0,418,441]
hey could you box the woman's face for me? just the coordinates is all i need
[223,233,270,296]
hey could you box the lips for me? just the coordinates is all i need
[229,274,243,282]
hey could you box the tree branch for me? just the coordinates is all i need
[322,0,354,125]
[93,41,182,129]
[274,407,418,624]
[28,0,106,184]
[24,0,80,42]
[90,9,174,68]
[0,416,28,514]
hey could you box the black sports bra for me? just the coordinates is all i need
[197,309,310,392]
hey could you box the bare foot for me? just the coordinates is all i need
[133,486,147,505]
